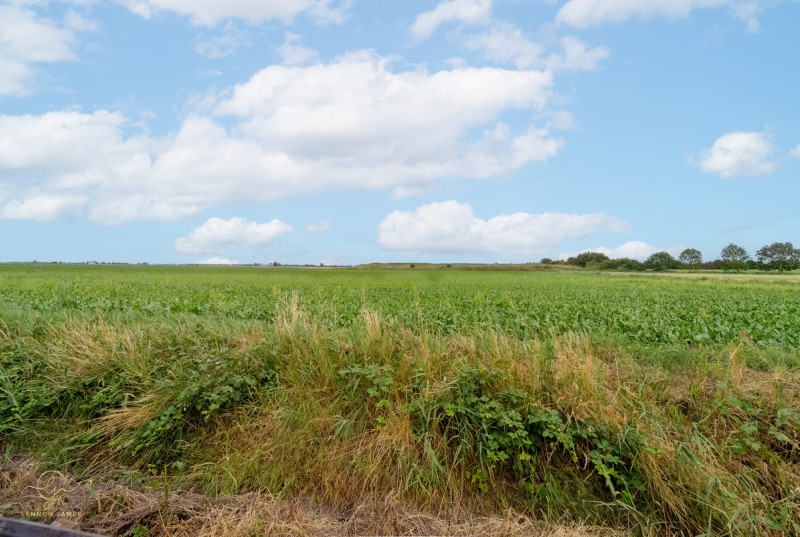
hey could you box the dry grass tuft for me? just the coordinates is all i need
[551,336,623,423]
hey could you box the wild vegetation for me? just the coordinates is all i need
[551,241,800,273]
[1,265,799,536]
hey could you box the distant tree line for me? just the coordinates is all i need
[539,242,800,273]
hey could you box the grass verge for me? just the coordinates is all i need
[1,301,799,535]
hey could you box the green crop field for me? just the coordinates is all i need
[2,264,798,347]
[1,265,799,536]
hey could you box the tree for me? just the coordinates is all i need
[719,243,749,272]
[678,248,703,270]
[645,252,679,272]
[756,242,800,273]
[573,251,610,267]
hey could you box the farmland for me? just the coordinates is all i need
[1,265,800,536]
[1,265,798,347]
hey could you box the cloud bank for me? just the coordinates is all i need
[378,201,630,259]
[558,0,729,27]
[0,52,564,224]
[118,0,350,26]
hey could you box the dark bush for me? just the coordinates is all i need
[598,258,645,271]
[572,252,610,267]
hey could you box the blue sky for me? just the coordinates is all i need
[1,0,798,265]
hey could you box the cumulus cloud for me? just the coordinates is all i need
[198,257,238,265]
[410,0,492,40]
[213,51,557,181]
[0,52,564,223]
[377,201,630,259]
[0,3,80,95]
[0,110,144,174]
[696,131,777,178]
[118,0,350,26]
[557,0,729,27]
[0,110,162,223]
[306,220,332,233]
[790,143,800,158]
[175,217,292,255]
[559,241,684,262]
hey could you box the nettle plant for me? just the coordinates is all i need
[712,381,800,458]
[123,348,279,462]
[409,365,648,504]
[0,328,280,465]
[337,363,395,428]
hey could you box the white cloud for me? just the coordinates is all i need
[194,24,252,59]
[64,10,99,33]
[213,51,557,183]
[464,23,544,69]
[1,194,87,222]
[410,0,492,40]
[306,220,332,233]
[276,32,318,65]
[559,241,684,262]
[465,26,608,72]
[0,110,159,223]
[321,253,347,265]
[557,0,729,27]
[462,123,564,178]
[119,0,350,26]
[730,2,763,33]
[198,257,238,265]
[377,201,630,259]
[554,36,610,72]
[0,52,563,223]
[174,217,292,255]
[696,131,777,178]
[790,143,800,158]
[0,111,139,173]
[305,0,351,26]
[557,0,772,32]
[0,3,78,95]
